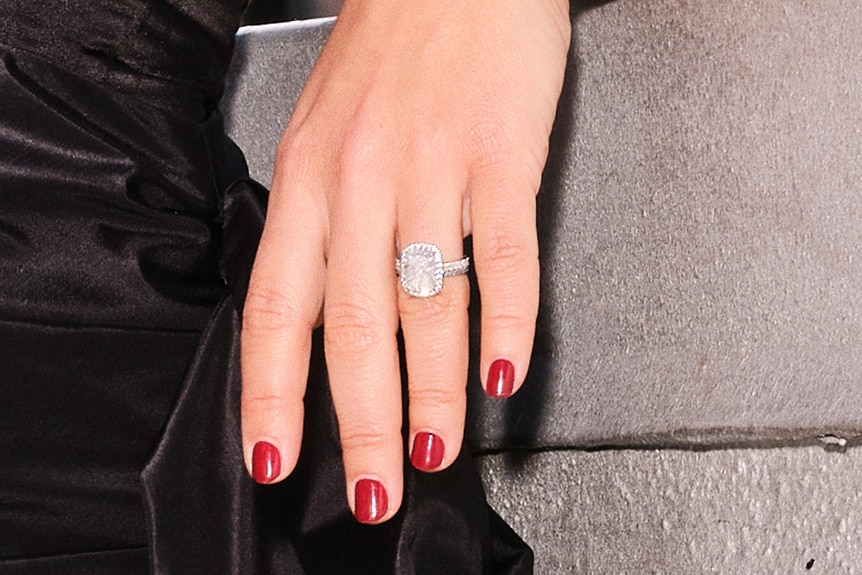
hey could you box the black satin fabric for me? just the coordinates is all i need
[0,1,533,572]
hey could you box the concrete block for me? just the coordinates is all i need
[479,446,862,573]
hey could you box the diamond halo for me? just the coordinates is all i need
[396,242,470,297]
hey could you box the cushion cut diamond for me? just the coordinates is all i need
[399,243,444,297]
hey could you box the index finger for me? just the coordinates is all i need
[241,159,326,484]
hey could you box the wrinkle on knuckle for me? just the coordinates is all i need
[408,386,463,410]
[242,393,290,412]
[465,118,515,168]
[476,233,537,273]
[243,283,308,334]
[339,425,398,454]
[476,157,544,199]
[241,392,303,423]
[405,336,464,376]
[399,287,469,328]
[484,310,536,335]
[465,121,546,197]
[324,301,389,356]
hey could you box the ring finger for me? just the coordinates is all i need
[397,150,470,473]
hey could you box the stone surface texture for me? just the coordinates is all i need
[479,447,862,574]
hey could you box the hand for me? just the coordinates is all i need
[241,0,571,523]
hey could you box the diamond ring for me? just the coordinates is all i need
[395,242,470,297]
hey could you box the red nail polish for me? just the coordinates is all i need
[487,359,515,398]
[355,479,388,524]
[252,441,281,484]
[411,432,445,472]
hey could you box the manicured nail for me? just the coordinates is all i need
[487,359,515,398]
[354,479,388,524]
[252,441,280,484]
[411,432,445,472]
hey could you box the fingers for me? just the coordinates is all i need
[238,0,563,531]
[241,145,326,484]
[397,149,470,474]
[324,163,402,524]
[470,156,541,399]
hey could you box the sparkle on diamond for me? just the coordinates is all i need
[399,243,444,297]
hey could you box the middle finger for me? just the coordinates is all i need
[325,162,402,524]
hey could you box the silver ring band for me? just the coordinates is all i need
[395,242,470,297]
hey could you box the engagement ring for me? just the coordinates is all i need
[395,242,470,298]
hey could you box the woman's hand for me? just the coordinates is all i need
[241,0,571,523]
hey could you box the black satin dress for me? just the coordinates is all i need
[0,1,532,572]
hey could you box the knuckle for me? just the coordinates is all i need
[275,128,318,178]
[476,233,537,272]
[399,286,470,328]
[241,391,303,425]
[484,310,536,335]
[466,119,515,169]
[243,282,308,333]
[338,113,392,177]
[242,392,289,413]
[276,129,307,161]
[339,424,398,454]
[324,301,390,356]
[408,385,464,410]
[465,119,545,195]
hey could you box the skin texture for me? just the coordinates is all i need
[241,0,572,523]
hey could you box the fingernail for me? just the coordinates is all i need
[252,441,281,484]
[411,432,445,472]
[487,359,515,398]
[354,479,388,524]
